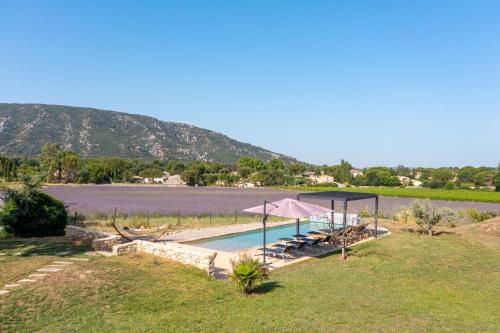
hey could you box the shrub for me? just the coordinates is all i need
[461,208,498,223]
[0,180,68,237]
[410,200,455,236]
[229,253,269,294]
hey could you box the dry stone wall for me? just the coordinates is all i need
[66,226,122,251]
[113,240,217,277]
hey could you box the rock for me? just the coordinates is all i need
[4,284,21,288]
[36,267,62,273]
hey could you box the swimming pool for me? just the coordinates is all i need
[187,220,335,252]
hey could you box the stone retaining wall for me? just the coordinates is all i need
[113,240,217,277]
[66,226,122,251]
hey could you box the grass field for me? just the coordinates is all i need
[1,222,499,332]
[280,186,500,203]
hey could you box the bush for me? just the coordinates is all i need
[410,200,455,236]
[0,181,68,237]
[461,208,498,223]
[229,253,269,294]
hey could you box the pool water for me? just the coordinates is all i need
[187,221,334,252]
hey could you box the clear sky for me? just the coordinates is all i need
[1,1,499,167]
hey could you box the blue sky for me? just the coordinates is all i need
[1,1,499,167]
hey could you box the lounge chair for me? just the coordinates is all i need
[307,237,321,248]
[292,241,307,255]
[260,245,295,261]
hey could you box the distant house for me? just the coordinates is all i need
[309,174,335,184]
[350,168,363,177]
[303,171,316,177]
[164,174,186,187]
[414,171,423,179]
[411,180,423,187]
[397,176,411,186]
[237,181,255,188]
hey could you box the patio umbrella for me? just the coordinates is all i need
[243,198,332,218]
[243,198,332,264]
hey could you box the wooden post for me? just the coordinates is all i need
[374,196,379,238]
[234,209,237,224]
[209,212,212,225]
[342,200,348,260]
[177,210,180,225]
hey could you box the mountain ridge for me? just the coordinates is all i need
[0,103,298,163]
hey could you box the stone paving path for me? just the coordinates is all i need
[0,254,90,297]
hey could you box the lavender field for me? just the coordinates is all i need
[42,185,500,216]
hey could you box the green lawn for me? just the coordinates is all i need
[1,226,499,332]
[280,186,500,204]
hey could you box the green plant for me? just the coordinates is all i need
[229,253,269,294]
[0,177,68,237]
[409,200,455,236]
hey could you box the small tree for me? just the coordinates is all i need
[492,172,500,191]
[0,176,67,237]
[410,200,454,236]
[229,252,269,294]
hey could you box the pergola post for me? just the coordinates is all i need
[296,194,300,242]
[262,201,267,265]
[374,196,379,238]
[342,199,348,260]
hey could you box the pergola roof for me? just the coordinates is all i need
[298,191,378,202]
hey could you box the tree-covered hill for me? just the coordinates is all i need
[0,103,296,163]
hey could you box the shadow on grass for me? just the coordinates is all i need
[253,280,283,294]
[402,227,455,237]
[0,238,91,257]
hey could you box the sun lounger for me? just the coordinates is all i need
[307,237,321,248]
[260,245,295,261]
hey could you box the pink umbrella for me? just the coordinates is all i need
[243,198,332,218]
[243,198,333,265]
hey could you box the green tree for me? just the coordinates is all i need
[59,151,80,183]
[457,166,478,183]
[267,158,285,171]
[289,163,306,176]
[139,168,163,178]
[39,143,62,182]
[493,172,500,191]
[181,170,199,186]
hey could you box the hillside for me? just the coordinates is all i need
[0,103,297,163]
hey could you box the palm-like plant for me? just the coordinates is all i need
[229,253,269,294]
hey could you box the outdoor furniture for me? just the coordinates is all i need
[292,241,307,255]
[260,245,295,261]
[307,237,321,248]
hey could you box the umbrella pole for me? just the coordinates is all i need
[296,218,300,243]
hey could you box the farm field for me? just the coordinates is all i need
[1,223,499,332]
[280,186,500,203]
[41,185,500,217]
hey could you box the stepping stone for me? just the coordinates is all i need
[29,253,38,256]
[4,284,21,289]
[37,267,62,273]
[18,279,37,283]
[68,258,89,261]
[53,261,73,265]
[83,251,98,256]
[95,251,113,257]
[29,273,49,278]
[0,253,5,256]
[14,252,22,256]
[0,290,10,296]
[56,251,72,256]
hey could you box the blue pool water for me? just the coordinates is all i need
[187,221,333,252]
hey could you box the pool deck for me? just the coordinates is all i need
[159,219,295,242]
[211,226,390,279]
[158,220,390,279]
